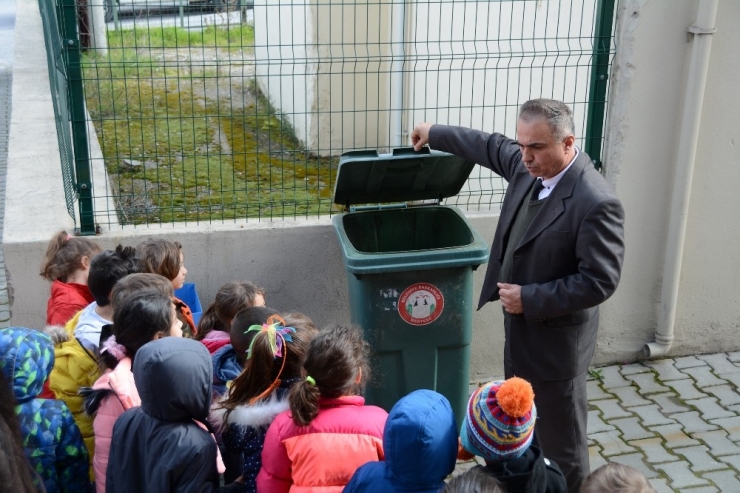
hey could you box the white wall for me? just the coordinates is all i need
[597,0,740,363]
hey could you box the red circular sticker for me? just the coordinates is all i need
[398,283,445,326]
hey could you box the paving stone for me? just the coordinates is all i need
[628,372,672,395]
[683,366,727,389]
[667,379,710,400]
[450,457,483,477]
[621,363,651,375]
[601,366,633,390]
[704,385,740,407]
[655,460,710,489]
[651,424,701,450]
[590,430,637,456]
[721,373,740,392]
[694,430,740,456]
[645,358,690,382]
[671,411,719,434]
[648,478,674,493]
[608,452,659,478]
[612,385,652,407]
[652,392,692,414]
[588,445,608,472]
[702,470,740,491]
[673,445,728,472]
[632,437,679,463]
[698,354,740,376]
[686,397,736,420]
[592,398,633,420]
[586,379,611,400]
[587,409,615,434]
[728,404,740,414]
[727,352,740,363]
[674,356,709,369]
[677,487,718,493]
[610,417,655,441]
[628,404,676,426]
[718,454,740,472]
[709,416,740,442]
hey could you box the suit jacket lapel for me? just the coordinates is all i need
[515,154,588,251]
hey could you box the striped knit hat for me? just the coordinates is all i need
[460,377,536,461]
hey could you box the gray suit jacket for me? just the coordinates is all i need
[430,125,625,380]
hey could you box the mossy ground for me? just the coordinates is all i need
[83,24,338,224]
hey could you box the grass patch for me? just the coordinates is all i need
[107,23,255,51]
[82,25,338,224]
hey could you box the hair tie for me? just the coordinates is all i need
[63,233,73,242]
[244,322,296,360]
[100,335,127,361]
[306,376,316,386]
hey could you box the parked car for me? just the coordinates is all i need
[104,0,252,22]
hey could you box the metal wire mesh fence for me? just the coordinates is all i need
[42,0,617,231]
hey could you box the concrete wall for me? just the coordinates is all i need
[7,0,740,384]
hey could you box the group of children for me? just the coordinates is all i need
[0,230,658,493]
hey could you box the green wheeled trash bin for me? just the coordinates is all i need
[332,147,490,426]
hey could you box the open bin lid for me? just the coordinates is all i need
[332,147,475,208]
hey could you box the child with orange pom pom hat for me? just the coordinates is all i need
[458,377,567,493]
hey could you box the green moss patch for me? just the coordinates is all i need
[83,24,337,224]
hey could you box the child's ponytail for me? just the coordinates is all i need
[194,305,225,341]
[289,378,321,426]
[39,231,101,282]
[288,324,371,427]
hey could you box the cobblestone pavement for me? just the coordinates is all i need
[455,354,740,491]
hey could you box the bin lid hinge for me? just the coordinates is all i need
[349,203,408,213]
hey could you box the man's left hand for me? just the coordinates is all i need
[497,283,523,314]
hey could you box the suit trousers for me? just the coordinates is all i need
[504,313,590,493]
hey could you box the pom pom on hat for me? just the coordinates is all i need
[496,377,535,418]
[460,377,537,462]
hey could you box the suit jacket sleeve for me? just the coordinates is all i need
[429,125,521,181]
[521,196,625,322]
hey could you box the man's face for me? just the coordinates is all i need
[515,117,574,180]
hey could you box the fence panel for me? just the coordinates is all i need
[42,0,617,229]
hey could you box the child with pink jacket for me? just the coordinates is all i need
[257,325,387,492]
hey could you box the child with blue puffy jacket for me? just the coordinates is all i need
[0,327,89,493]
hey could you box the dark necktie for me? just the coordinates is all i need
[531,179,545,201]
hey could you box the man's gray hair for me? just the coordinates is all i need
[518,99,575,142]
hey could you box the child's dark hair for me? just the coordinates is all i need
[101,289,174,370]
[218,317,318,416]
[289,324,371,426]
[0,372,38,492]
[110,273,174,311]
[87,245,141,306]
[230,306,280,365]
[580,463,656,493]
[195,281,265,341]
[442,468,506,493]
[39,230,101,282]
[136,239,183,281]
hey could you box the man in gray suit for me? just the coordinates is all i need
[411,99,625,492]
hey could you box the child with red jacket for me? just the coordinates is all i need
[40,230,101,326]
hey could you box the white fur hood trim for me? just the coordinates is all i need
[210,393,290,430]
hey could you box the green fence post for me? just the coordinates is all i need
[59,0,96,235]
[584,0,617,172]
